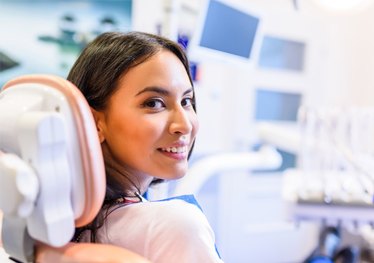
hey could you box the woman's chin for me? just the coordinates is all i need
[157,169,187,180]
[174,172,187,180]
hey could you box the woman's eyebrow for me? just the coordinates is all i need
[135,87,193,96]
[183,88,194,96]
[136,86,169,96]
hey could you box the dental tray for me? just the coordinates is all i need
[282,169,374,225]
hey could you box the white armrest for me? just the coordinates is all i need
[174,146,282,195]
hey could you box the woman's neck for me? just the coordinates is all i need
[101,141,154,197]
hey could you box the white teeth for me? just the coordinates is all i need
[162,146,187,153]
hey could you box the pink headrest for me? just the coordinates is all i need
[3,74,105,227]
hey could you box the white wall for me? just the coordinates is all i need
[300,1,374,107]
[131,0,164,34]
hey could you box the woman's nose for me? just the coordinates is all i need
[169,106,194,135]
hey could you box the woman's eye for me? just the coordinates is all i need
[143,99,165,109]
[181,97,194,107]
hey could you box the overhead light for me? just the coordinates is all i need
[311,0,373,13]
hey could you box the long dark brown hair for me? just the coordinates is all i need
[67,31,196,242]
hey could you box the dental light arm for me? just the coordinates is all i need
[256,122,301,155]
[173,145,282,196]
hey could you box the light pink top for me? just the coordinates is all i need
[81,199,224,263]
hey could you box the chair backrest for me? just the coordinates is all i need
[0,75,150,263]
[1,74,106,226]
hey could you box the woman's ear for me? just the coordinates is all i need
[91,108,106,143]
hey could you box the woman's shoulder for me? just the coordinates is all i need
[153,198,211,230]
[106,198,212,237]
[113,198,207,224]
[102,199,222,262]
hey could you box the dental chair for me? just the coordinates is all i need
[0,75,150,263]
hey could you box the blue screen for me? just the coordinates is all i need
[199,0,259,59]
[255,89,301,121]
[258,35,306,71]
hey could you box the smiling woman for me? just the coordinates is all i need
[67,31,223,263]
[93,50,198,186]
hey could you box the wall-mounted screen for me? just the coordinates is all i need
[258,35,306,71]
[254,88,302,121]
[188,0,261,63]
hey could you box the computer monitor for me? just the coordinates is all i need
[187,0,262,65]
[254,88,302,121]
[258,35,306,72]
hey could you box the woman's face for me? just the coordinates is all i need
[96,50,199,182]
